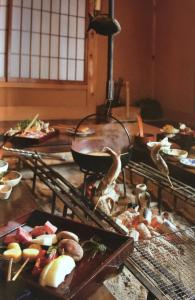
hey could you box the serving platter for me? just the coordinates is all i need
[1,129,59,147]
[0,210,133,300]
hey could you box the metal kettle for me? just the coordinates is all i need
[88,13,121,36]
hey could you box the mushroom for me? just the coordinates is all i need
[56,231,79,243]
[58,239,83,261]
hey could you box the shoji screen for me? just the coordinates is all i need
[9,0,86,81]
[0,0,8,80]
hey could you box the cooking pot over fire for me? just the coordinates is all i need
[71,114,133,174]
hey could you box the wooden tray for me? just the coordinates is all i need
[0,210,133,300]
[1,129,59,148]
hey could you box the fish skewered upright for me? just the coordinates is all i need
[92,147,122,215]
[150,144,173,188]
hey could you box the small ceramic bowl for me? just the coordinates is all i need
[1,171,22,187]
[0,160,8,175]
[162,148,188,161]
[0,184,12,200]
[134,133,155,146]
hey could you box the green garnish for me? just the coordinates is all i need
[82,237,107,259]
[15,119,40,131]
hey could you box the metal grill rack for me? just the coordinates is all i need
[127,227,195,300]
[125,161,195,212]
[19,154,127,235]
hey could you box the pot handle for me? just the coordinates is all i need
[73,113,131,146]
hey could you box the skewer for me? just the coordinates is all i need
[7,257,13,282]
[167,175,174,188]
[12,258,29,281]
[93,199,100,212]
[2,146,67,161]
[23,113,39,133]
[0,254,16,282]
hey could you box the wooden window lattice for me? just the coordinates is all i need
[1,0,86,82]
[0,0,8,80]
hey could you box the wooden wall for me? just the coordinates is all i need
[154,0,195,126]
[0,0,153,121]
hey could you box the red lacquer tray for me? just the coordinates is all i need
[0,210,133,300]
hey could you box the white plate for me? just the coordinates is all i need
[66,127,95,136]
[180,158,195,168]
[162,148,188,161]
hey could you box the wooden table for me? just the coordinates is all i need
[0,119,160,153]
[2,118,195,188]
[0,181,37,233]
[2,119,195,186]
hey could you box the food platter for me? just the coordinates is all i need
[1,129,59,147]
[66,127,95,137]
[180,157,195,168]
[0,210,133,300]
[1,117,59,147]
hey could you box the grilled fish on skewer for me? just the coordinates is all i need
[92,147,121,214]
[96,147,121,194]
[150,144,173,188]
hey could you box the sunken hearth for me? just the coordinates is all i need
[5,154,195,300]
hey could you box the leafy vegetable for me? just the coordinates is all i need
[16,119,32,131]
[82,236,107,259]
[15,119,43,131]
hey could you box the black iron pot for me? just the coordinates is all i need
[71,114,132,174]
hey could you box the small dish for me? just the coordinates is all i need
[162,148,188,161]
[0,160,8,174]
[1,171,22,187]
[66,127,95,137]
[0,184,12,200]
[180,157,195,168]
